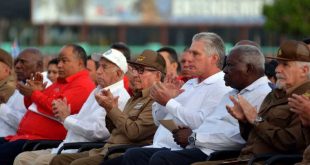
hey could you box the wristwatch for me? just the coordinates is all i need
[188,132,196,146]
[253,116,264,125]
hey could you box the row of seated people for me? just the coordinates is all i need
[0,32,310,165]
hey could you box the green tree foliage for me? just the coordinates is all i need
[263,0,310,36]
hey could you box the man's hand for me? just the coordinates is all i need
[238,95,257,124]
[17,82,34,96]
[27,72,47,91]
[95,89,118,113]
[16,72,47,96]
[52,98,71,122]
[226,95,247,122]
[172,127,192,148]
[150,82,184,106]
[164,73,184,90]
[288,94,310,115]
[289,94,310,126]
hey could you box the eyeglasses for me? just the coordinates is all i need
[130,65,158,74]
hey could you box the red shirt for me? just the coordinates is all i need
[6,70,95,141]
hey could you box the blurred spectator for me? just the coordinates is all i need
[110,42,131,61]
[264,60,278,88]
[0,44,95,165]
[303,38,310,49]
[47,58,59,83]
[178,48,195,82]
[86,56,99,84]
[157,46,180,77]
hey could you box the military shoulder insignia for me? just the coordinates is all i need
[302,91,310,98]
[134,102,144,110]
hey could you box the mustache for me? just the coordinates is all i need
[276,74,285,79]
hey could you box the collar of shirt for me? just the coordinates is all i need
[188,71,224,87]
[239,76,270,95]
[97,80,125,94]
[133,88,150,98]
[57,69,89,84]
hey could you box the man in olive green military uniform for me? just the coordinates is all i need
[50,50,166,165]
[193,40,310,165]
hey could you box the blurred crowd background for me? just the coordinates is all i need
[0,0,308,68]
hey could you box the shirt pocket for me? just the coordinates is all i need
[267,105,292,128]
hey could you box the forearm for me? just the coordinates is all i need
[254,117,306,152]
[64,114,110,141]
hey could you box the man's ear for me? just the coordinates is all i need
[211,54,219,65]
[116,69,123,78]
[171,62,178,71]
[301,65,310,77]
[156,71,163,81]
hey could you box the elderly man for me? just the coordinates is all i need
[49,49,165,165]
[13,49,131,165]
[118,44,271,165]
[0,44,95,165]
[0,48,50,138]
[194,40,310,165]
[286,38,310,165]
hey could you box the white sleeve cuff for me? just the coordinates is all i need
[63,116,78,130]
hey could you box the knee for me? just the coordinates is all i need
[49,155,62,165]
[124,148,142,159]
[14,152,33,165]
[149,150,171,165]
[123,148,145,161]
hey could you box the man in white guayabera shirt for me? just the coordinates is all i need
[117,32,232,164]
[119,39,271,165]
[0,48,50,137]
[14,49,130,165]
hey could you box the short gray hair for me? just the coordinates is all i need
[296,61,310,79]
[192,32,225,68]
[230,45,265,72]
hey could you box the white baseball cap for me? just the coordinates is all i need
[92,49,128,73]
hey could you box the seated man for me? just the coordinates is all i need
[0,44,96,165]
[0,48,48,137]
[193,40,310,165]
[287,38,310,165]
[49,50,166,165]
[13,49,131,165]
[118,43,271,165]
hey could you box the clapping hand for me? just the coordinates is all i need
[95,89,118,112]
[52,98,71,122]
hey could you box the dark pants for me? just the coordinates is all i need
[119,147,208,165]
[0,138,28,165]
